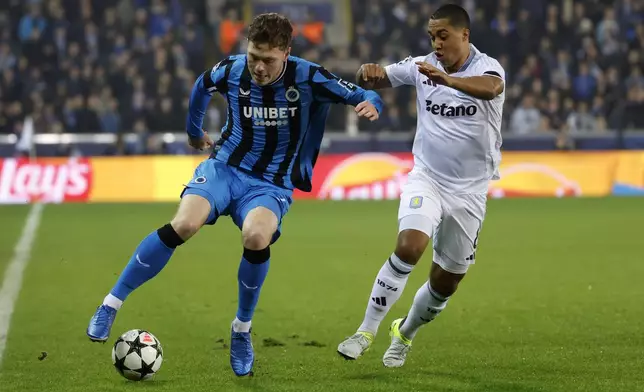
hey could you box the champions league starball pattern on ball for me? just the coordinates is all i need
[111,330,163,381]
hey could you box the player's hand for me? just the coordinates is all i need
[355,101,379,122]
[358,63,387,89]
[415,62,453,86]
[188,130,214,151]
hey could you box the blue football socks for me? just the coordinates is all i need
[236,247,271,323]
[110,224,184,301]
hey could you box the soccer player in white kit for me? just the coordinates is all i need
[337,4,505,368]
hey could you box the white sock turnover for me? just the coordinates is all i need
[232,317,252,333]
[103,293,124,310]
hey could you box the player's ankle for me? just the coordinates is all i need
[103,293,123,310]
[232,318,252,333]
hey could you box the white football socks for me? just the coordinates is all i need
[232,317,252,333]
[358,254,414,335]
[399,281,449,340]
[103,293,123,310]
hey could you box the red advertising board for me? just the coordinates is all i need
[293,153,414,200]
[0,158,92,204]
[0,151,642,204]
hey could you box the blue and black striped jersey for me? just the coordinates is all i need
[186,55,384,192]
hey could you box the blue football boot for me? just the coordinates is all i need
[86,304,117,342]
[230,326,254,376]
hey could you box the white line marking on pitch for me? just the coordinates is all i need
[0,203,44,366]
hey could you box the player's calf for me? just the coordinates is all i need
[235,206,277,330]
[87,195,211,342]
[356,252,416,337]
[340,228,429,355]
[429,259,466,297]
[382,278,452,368]
[230,207,278,376]
[87,223,186,342]
[357,230,430,334]
[233,206,276,331]
[398,262,464,341]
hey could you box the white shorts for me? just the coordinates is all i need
[398,169,487,274]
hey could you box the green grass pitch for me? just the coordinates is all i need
[0,199,643,392]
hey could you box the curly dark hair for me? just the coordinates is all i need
[247,13,293,50]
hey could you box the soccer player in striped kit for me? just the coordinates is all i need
[87,13,383,377]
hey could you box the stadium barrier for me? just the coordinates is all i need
[3,130,644,156]
[0,151,642,204]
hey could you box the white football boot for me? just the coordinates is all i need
[382,318,412,368]
[337,331,374,360]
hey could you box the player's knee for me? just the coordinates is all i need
[394,245,424,265]
[395,230,430,265]
[170,217,201,241]
[430,279,459,298]
[241,226,272,250]
[429,262,465,297]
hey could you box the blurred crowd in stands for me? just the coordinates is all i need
[0,0,642,153]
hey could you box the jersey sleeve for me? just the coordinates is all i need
[475,56,506,82]
[185,58,232,137]
[383,56,423,87]
[310,66,384,114]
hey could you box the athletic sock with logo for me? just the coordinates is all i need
[235,247,270,329]
[357,253,414,335]
[399,281,449,340]
[107,224,184,305]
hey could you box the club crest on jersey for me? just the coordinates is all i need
[410,196,423,208]
[285,86,300,102]
[193,176,207,184]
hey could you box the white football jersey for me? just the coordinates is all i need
[384,44,505,194]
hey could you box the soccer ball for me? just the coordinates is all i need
[111,329,163,381]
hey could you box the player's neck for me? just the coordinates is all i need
[445,46,472,74]
[262,61,287,86]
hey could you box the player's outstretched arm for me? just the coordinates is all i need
[357,56,423,91]
[415,61,504,101]
[310,66,384,122]
[356,64,393,90]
